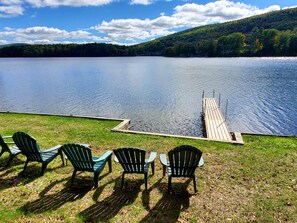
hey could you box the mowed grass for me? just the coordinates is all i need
[0,113,296,223]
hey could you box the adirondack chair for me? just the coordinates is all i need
[0,134,22,167]
[12,132,64,175]
[160,145,204,193]
[113,148,157,190]
[60,144,112,188]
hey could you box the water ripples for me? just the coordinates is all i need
[0,57,296,136]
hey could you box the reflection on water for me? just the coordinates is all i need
[0,57,296,136]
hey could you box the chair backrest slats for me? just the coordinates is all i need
[114,148,146,173]
[61,144,94,171]
[168,145,202,177]
[13,132,42,161]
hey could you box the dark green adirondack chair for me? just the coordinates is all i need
[12,132,64,175]
[160,145,204,193]
[0,134,22,167]
[60,144,112,188]
[113,148,156,190]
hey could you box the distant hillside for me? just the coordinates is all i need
[1,7,297,57]
[0,43,27,49]
[133,7,297,57]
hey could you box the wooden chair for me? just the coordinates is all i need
[160,145,204,193]
[113,148,156,190]
[12,132,64,175]
[60,144,112,188]
[0,134,22,167]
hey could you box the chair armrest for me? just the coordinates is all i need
[2,136,14,144]
[43,145,62,152]
[159,154,168,166]
[78,143,90,148]
[114,156,119,162]
[5,142,15,145]
[146,151,157,164]
[2,135,12,139]
[93,150,112,162]
[198,156,204,167]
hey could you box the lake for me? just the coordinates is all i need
[0,57,296,137]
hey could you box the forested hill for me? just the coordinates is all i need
[1,7,297,57]
[133,7,297,57]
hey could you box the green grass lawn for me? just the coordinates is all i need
[0,113,296,223]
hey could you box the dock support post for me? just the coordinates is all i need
[202,90,205,113]
[225,99,229,121]
[219,94,221,108]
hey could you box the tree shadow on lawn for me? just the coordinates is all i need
[140,179,193,223]
[79,178,142,222]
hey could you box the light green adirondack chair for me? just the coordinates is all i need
[0,134,22,167]
[12,132,64,175]
[60,144,112,188]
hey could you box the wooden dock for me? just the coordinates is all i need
[202,97,232,141]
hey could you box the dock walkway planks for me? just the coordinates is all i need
[202,98,232,141]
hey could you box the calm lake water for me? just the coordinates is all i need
[0,57,296,137]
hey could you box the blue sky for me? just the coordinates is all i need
[0,0,296,45]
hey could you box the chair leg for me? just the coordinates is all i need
[59,149,65,166]
[121,172,125,189]
[168,176,172,193]
[23,159,29,172]
[151,161,155,175]
[5,154,14,167]
[41,162,48,176]
[94,172,99,188]
[108,156,112,172]
[0,149,5,157]
[193,176,197,194]
[144,173,148,190]
[71,170,77,186]
[162,165,166,176]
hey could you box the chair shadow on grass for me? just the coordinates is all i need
[19,173,113,219]
[140,179,192,223]
[0,156,65,191]
[20,181,85,214]
[0,164,47,192]
[20,171,112,214]
[79,177,142,222]
[0,155,24,168]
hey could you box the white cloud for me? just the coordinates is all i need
[93,0,281,43]
[0,0,22,4]
[283,5,297,9]
[0,5,23,17]
[172,1,281,26]
[0,26,110,44]
[94,18,174,42]
[130,0,153,5]
[25,0,114,7]
[0,39,9,44]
